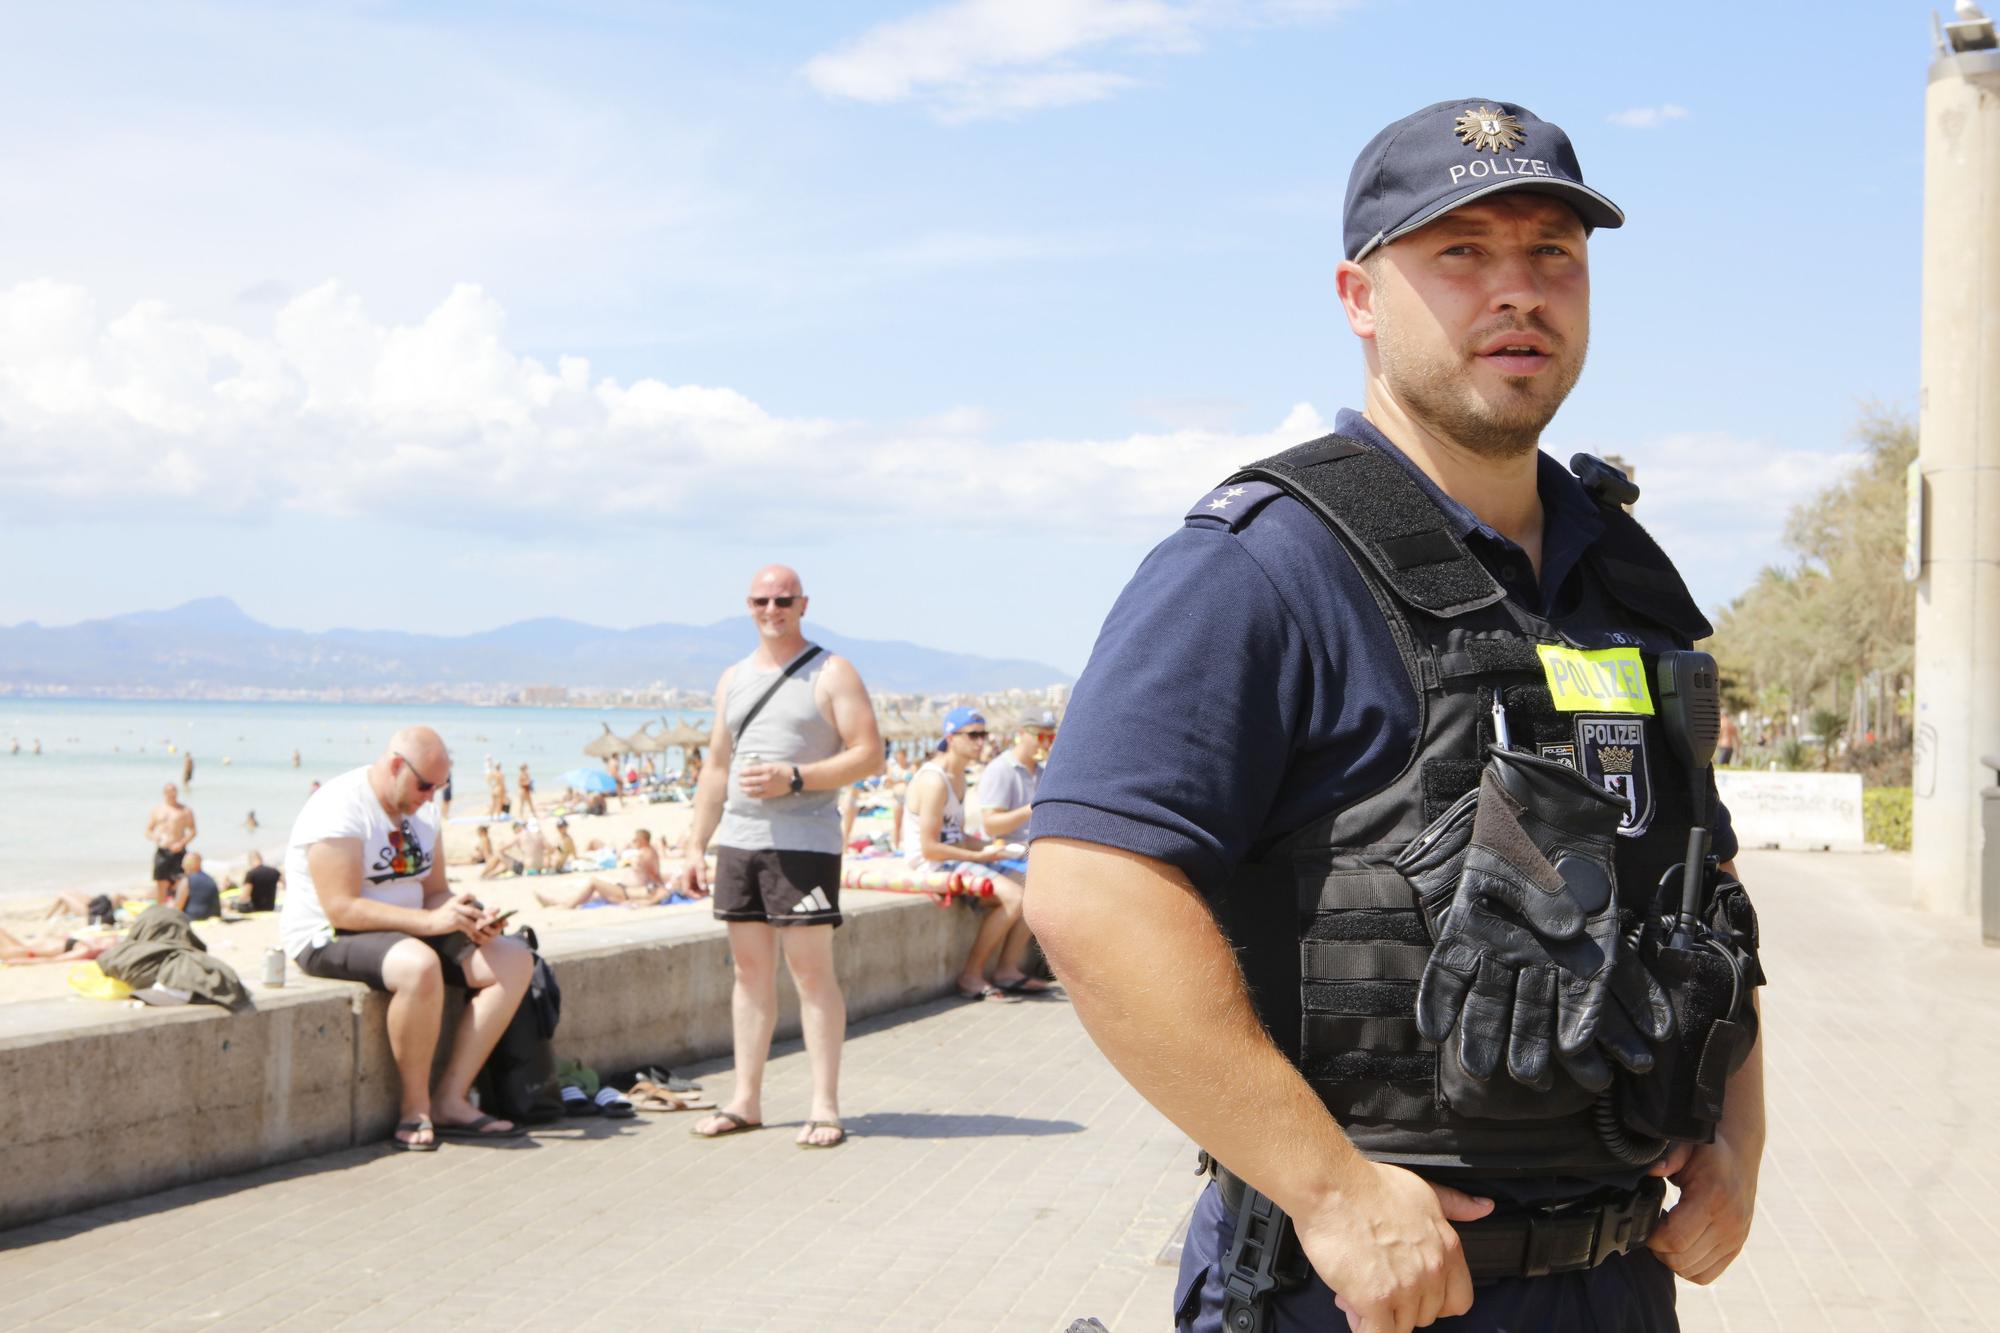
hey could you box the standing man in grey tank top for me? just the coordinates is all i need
[680,564,884,1148]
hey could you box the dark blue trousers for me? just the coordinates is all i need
[1175,1182,1678,1332]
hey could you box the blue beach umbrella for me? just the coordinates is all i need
[555,766,619,794]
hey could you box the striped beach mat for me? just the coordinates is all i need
[841,860,997,902]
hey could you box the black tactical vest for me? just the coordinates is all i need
[1215,434,1717,1176]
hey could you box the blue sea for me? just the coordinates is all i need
[0,699,704,904]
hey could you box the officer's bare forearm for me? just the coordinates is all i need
[1721,994,1764,1160]
[1026,837,1371,1220]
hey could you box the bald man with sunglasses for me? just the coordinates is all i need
[279,727,532,1150]
[681,565,884,1148]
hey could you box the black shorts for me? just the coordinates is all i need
[712,848,843,927]
[152,848,185,882]
[296,931,471,992]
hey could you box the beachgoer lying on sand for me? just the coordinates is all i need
[535,830,692,908]
[0,926,114,964]
[39,888,97,920]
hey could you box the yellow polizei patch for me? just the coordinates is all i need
[1535,645,1654,715]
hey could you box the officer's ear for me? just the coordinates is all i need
[1335,256,1380,342]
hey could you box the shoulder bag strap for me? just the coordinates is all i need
[730,645,825,752]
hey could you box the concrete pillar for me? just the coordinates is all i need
[1914,39,2000,915]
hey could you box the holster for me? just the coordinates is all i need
[1618,871,1761,1143]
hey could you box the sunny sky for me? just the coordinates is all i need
[0,0,1935,676]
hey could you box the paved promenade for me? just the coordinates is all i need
[4,847,2000,1330]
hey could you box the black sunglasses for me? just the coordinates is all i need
[395,751,444,793]
[750,596,798,608]
[955,729,989,741]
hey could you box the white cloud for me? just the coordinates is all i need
[1607,104,1691,131]
[1599,429,1859,615]
[803,0,1349,121]
[0,279,1318,540]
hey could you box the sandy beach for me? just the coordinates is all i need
[0,794,897,1007]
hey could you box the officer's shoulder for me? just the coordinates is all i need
[1183,479,1286,533]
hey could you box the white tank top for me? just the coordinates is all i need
[900,762,965,872]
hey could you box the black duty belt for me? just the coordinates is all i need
[1211,1163,1665,1282]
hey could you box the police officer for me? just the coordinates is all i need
[1026,100,1764,1332]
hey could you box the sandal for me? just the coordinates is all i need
[559,1084,598,1117]
[629,1080,714,1112]
[956,984,1018,1003]
[593,1087,635,1119]
[992,975,1056,996]
[634,1066,704,1094]
[390,1116,439,1152]
[690,1110,762,1138]
[434,1113,525,1140]
[796,1120,846,1149]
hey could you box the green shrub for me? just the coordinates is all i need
[1778,738,1809,770]
[1865,787,1912,851]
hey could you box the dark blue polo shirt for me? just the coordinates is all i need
[1034,408,1733,890]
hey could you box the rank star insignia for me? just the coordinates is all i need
[1454,106,1526,154]
[1207,497,1233,510]
[1223,486,1247,498]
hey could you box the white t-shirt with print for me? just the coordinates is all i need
[280,766,439,959]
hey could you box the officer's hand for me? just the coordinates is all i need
[1292,1162,1492,1333]
[1647,1132,1758,1284]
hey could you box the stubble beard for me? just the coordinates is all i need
[1377,308,1586,461]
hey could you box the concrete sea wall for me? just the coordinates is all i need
[0,890,980,1231]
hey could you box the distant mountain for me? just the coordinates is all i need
[0,598,1070,697]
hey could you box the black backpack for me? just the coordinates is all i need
[475,926,563,1124]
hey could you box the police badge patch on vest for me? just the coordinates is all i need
[1573,716,1653,836]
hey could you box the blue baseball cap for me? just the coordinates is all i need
[1343,100,1624,263]
[937,707,987,751]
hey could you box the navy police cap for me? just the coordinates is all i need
[1343,99,1624,262]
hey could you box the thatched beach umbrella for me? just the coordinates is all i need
[627,721,670,754]
[662,719,711,750]
[581,724,624,761]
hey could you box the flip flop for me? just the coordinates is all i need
[593,1087,635,1119]
[992,976,1057,996]
[434,1113,525,1140]
[956,984,1018,1003]
[690,1111,762,1139]
[629,1080,714,1112]
[796,1120,846,1149]
[559,1084,599,1117]
[634,1066,704,1094]
[390,1117,439,1152]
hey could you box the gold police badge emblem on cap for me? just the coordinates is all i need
[1453,106,1526,153]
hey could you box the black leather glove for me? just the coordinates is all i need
[1416,749,1676,1094]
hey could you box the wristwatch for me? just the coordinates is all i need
[789,765,804,794]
